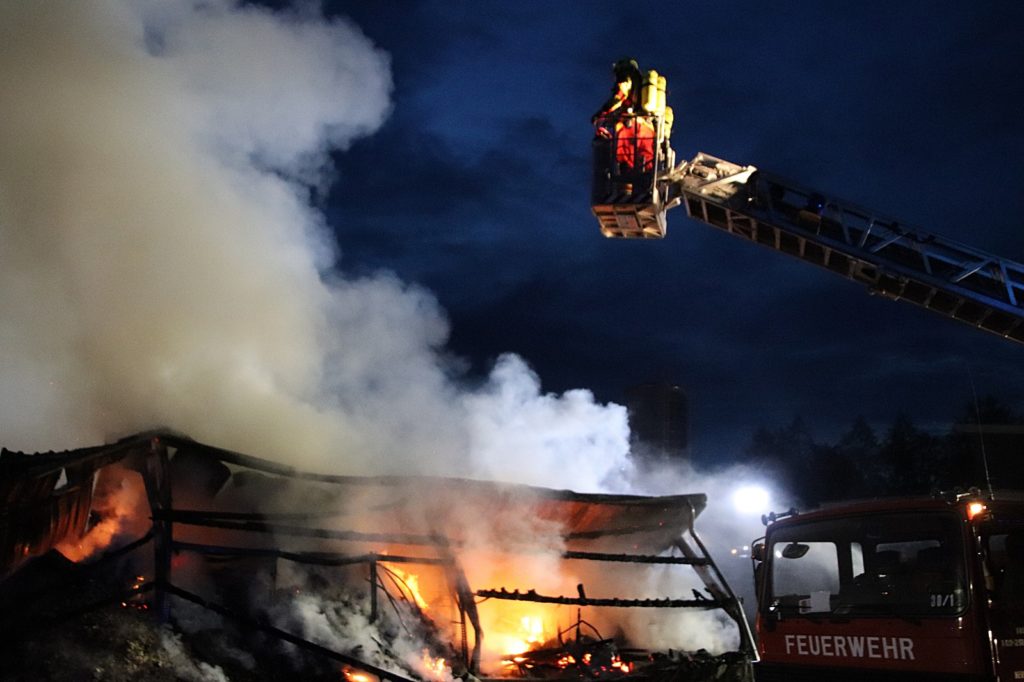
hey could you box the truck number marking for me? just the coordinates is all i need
[930,593,954,608]
[784,634,915,661]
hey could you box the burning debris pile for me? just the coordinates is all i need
[0,431,753,681]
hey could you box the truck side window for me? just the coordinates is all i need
[771,541,839,613]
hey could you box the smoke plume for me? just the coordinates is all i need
[0,0,631,487]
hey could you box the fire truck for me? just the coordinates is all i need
[591,62,1024,680]
[750,492,1024,681]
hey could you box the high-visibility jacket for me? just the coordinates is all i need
[592,83,633,137]
[615,116,656,171]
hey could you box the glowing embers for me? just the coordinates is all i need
[500,614,642,679]
[119,574,151,612]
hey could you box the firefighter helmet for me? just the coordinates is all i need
[612,58,640,83]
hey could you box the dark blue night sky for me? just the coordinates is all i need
[321,1,1024,460]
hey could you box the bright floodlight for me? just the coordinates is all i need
[732,484,770,515]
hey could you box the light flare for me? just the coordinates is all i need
[732,484,771,516]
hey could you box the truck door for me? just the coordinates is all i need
[983,524,1024,681]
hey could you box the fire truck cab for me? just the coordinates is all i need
[751,492,1024,681]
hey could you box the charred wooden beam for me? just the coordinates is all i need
[152,434,708,523]
[143,439,173,622]
[561,549,709,565]
[170,541,450,567]
[0,431,156,480]
[162,511,699,566]
[152,511,444,546]
[434,540,482,675]
[369,559,379,622]
[564,525,681,540]
[155,508,352,523]
[474,588,724,609]
[680,500,759,660]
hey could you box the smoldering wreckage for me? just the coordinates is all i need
[0,431,754,680]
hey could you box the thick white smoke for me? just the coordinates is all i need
[0,0,631,488]
[623,458,784,640]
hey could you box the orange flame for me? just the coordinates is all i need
[420,649,451,681]
[498,611,558,674]
[342,668,377,682]
[496,612,551,657]
[386,565,429,610]
[56,465,149,562]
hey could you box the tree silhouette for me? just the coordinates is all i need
[745,395,1022,508]
[835,416,880,497]
[947,394,1024,491]
[879,413,938,494]
[746,417,817,505]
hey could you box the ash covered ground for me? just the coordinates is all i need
[2,550,433,682]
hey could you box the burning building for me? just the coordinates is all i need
[0,431,754,681]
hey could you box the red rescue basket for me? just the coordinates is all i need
[591,111,674,239]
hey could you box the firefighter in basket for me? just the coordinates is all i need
[593,59,672,183]
[592,58,655,174]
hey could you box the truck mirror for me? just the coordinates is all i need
[751,542,766,562]
[782,542,810,559]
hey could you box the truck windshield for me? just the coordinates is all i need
[766,512,965,617]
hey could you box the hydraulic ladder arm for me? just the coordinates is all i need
[592,134,1024,344]
[681,153,1024,344]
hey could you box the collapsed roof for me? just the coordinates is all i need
[0,430,754,677]
[0,430,707,578]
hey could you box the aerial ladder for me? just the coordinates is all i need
[591,65,1024,346]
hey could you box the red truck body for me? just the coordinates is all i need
[753,493,1024,681]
